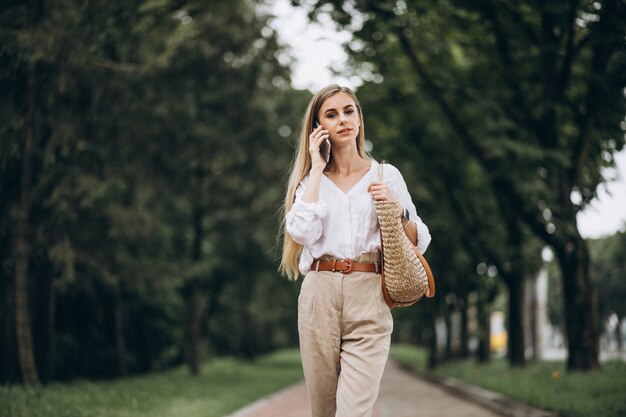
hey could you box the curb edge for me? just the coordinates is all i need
[394,362,560,417]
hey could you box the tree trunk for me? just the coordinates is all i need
[2,281,19,383]
[506,274,525,366]
[533,267,550,361]
[188,281,202,375]
[427,315,438,369]
[526,277,540,362]
[112,282,128,377]
[15,179,39,385]
[460,297,469,358]
[41,272,56,383]
[556,233,599,370]
[187,198,203,375]
[615,315,622,352]
[444,308,453,360]
[477,301,491,363]
[14,65,40,385]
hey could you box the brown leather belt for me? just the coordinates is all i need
[311,259,381,274]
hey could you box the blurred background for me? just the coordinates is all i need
[1,0,625,386]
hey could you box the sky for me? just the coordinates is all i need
[268,0,626,239]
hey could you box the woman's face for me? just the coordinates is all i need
[317,92,361,146]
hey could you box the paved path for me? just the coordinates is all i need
[376,361,502,417]
[226,383,316,417]
[226,361,502,417]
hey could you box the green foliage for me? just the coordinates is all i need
[548,229,626,343]
[0,0,308,382]
[0,349,303,417]
[306,0,626,368]
[542,225,626,336]
[3,0,623,384]
[589,230,626,320]
[315,2,547,357]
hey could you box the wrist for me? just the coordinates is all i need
[310,166,325,176]
[400,207,410,226]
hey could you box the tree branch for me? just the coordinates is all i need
[92,58,142,73]
[396,32,483,158]
[482,1,540,139]
[362,2,561,247]
[500,3,540,46]
[393,24,559,248]
[556,0,582,99]
[569,0,621,186]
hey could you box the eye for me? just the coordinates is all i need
[345,109,354,114]
[327,113,336,118]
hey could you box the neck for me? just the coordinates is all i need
[326,144,368,175]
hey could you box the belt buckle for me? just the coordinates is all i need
[340,259,353,274]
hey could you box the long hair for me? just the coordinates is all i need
[279,84,369,280]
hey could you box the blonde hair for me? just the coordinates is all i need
[279,84,369,280]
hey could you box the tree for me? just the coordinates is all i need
[302,0,626,370]
[347,62,542,366]
[0,0,304,383]
[590,229,626,351]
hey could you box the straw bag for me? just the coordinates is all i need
[375,163,435,308]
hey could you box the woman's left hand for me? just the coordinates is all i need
[368,182,395,202]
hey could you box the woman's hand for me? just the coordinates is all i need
[368,182,395,202]
[309,124,330,171]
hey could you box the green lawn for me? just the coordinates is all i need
[1,349,303,417]
[7,346,624,417]
[390,344,626,417]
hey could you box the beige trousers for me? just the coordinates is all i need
[298,269,393,417]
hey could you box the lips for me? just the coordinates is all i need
[337,128,352,134]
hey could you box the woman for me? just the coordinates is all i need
[280,84,431,417]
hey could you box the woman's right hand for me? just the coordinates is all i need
[309,124,329,171]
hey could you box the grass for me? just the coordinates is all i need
[390,344,626,417]
[7,345,624,417]
[0,349,304,417]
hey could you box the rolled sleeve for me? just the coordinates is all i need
[285,184,328,246]
[414,215,431,254]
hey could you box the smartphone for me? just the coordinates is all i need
[314,121,331,163]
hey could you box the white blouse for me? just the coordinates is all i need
[285,160,431,275]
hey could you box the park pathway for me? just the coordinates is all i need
[226,360,503,417]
